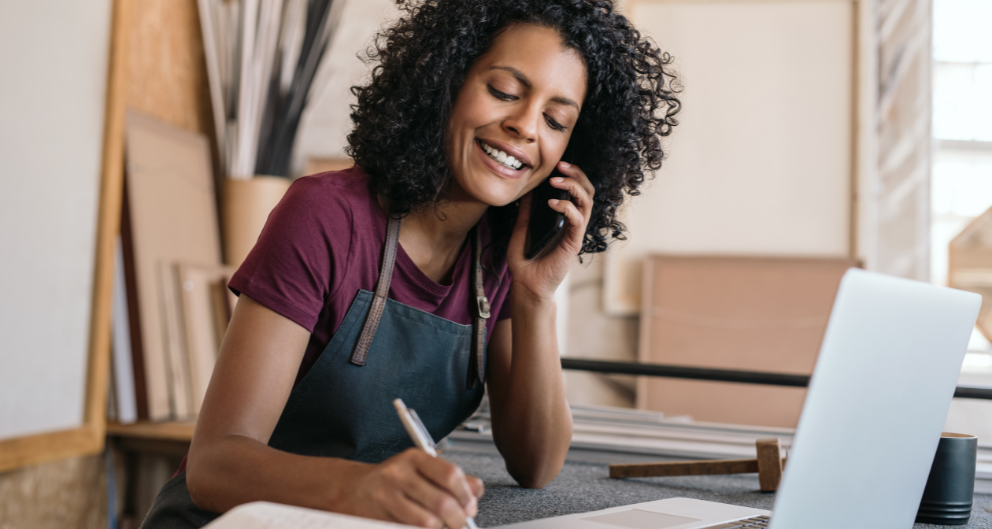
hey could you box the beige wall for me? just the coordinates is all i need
[563,257,639,408]
[604,0,857,316]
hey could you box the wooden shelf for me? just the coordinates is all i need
[107,421,195,442]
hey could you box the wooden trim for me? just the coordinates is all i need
[0,427,102,472]
[849,0,861,260]
[106,421,196,442]
[0,0,128,474]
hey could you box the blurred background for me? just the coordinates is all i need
[1,0,991,527]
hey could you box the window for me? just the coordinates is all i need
[930,0,992,359]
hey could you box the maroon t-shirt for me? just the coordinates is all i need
[229,166,513,385]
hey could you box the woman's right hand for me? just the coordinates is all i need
[340,448,484,528]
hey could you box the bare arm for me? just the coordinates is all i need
[486,308,572,489]
[186,295,482,528]
[487,160,596,488]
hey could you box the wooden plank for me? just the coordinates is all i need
[609,458,759,479]
[82,0,130,450]
[106,421,196,442]
[126,0,213,136]
[637,255,856,428]
[0,428,101,473]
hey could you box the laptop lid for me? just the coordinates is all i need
[769,269,980,529]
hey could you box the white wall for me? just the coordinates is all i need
[0,0,111,437]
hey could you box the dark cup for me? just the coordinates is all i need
[916,432,977,525]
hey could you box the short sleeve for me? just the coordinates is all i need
[228,177,352,332]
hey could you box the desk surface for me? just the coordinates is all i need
[443,450,992,529]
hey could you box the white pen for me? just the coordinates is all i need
[393,398,480,529]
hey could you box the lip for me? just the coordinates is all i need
[475,139,529,180]
[478,138,533,167]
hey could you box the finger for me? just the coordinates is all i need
[466,475,485,499]
[557,161,595,198]
[549,198,586,232]
[414,456,477,512]
[402,476,470,529]
[383,491,444,529]
[549,176,592,212]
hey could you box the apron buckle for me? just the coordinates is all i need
[476,295,491,319]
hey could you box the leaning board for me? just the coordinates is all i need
[638,255,857,427]
[0,0,125,470]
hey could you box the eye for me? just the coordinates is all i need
[544,115,567,132]
[487,84,516,101]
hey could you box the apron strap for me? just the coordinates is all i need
[349,216,490,386]
[468,226,489,388]
[349,216,402,366]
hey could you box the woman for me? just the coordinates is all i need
[142,1,679,527]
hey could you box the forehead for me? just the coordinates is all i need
[477,24,587,104]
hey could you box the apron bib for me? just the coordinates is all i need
[141,218,489,528]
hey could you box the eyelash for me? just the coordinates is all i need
[487,84,568,133]
[544,116,566,132]
[488,85,515,101]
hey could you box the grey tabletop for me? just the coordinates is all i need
[441,450,992,528]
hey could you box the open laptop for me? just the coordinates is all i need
[499,269,981,529]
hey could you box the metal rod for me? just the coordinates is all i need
[954,386,992,400]
[560,358,992,400]
[560,358,810,387]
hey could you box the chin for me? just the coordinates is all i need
[472,188,520,208]
[470,176,529,207]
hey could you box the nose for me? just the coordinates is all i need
[502,102,540,143]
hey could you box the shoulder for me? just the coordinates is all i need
[267,166,383,237]
[253,166,381,262]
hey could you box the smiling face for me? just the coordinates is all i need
[446,23,587,207]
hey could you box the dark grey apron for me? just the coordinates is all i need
[140,217,490,528]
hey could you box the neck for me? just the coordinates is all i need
[385,192,489,285]
[404,199,487,249]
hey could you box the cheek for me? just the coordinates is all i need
[537,135,572,175]
[451,88,494,131]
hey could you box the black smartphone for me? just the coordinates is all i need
[523,168,570,260]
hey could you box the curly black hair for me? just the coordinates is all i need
[346,0,680,257]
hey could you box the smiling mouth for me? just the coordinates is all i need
[479,140,526,171]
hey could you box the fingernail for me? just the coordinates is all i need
[559,161,571,168]
[552,177,564,183]
[549,199,559,205]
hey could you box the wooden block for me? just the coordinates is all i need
[610,458,759,479]
[755,438,783,492]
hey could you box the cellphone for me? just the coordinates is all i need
[523,168,570,260]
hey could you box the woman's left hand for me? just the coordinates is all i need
[507,160,595,300]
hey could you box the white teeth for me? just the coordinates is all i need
[480,141,524,170]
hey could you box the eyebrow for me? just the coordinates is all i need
[489,65,581,110]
